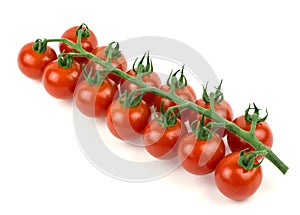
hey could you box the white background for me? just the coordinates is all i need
[1,0,299,214]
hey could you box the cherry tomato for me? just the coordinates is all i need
[74,78,118,117]
[143,118,187,159]
[120,69,161,106]
[86,46,127,84]
[177,133,225,175]
[214,151,263,201]
[153,84,196,122]
[188,99,233,137]
[42,60,81,99]
[186,85,197,100]
[227,115,273,153]
[59,25,98,65]
[18,42,57,80]
[106,100,151,141]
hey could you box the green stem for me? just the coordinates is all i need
[250,113,258,135]
[165,103,190,119]
[44,38,289,175]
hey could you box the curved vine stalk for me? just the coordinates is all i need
[41,28,288,174]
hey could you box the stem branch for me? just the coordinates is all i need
[45,38,289,174]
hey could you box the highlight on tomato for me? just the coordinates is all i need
[59,23,98,65]
[74,66,118,118]
[18,39,57,80]
[106,92,151,141]
[188,80,233,137]
[153,66,196,122]
[214,150,264,201]
[143,104,187,159]
[177,117,225,175]
[120,52,161,106]
[42,53,81,99]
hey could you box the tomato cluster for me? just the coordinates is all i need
[18,24,274,201]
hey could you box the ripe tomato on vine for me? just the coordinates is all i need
[59,23,98,65]
[17,23,289,202]
[42,54,81,99]
[18,40,57,80]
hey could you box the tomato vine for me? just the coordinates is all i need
[33,27,288,175]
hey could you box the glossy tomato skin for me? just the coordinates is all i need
[120,70,161,106]
[177,133,225,175]
[18,42,57,80]
[106,100,151,141]
[227,115,273,153]
[153,84,196,122]
[143,119,187,159]
[59,26,98,65]
[42,60,81,99]
[214,152,263,201]
[188,99,233,137]
[74,78,118,117]
[186,85,197,100]
[86,46,127,84]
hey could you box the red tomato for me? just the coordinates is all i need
[177,133,225,175]
[186,85,197,100]
[106,100,151,141]
[143,118,187,159]
[59,25,98,65]
[18,42,57,80]
[214,152,263,201]
[120,69,161,106]
[42,60,81,99]
[86,46,127,84]
[74,78,118,117]
[227,115,273,153]
[188,99,233,137]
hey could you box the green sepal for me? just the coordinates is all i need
[76,23,90,38]
[244,103,268,123]
[153,101,183,128]
[132,52,153,76]
[202,80,224,103]
[118,90,144,108]
[238,149,267,170]
[57,52,74,69]
[82,65,108,86]
[105,42,122,60]
[32,39,47,53]
[130,93,145,107]
[191,115,213,140]
[167,65,187,89]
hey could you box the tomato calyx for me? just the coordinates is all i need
[202,80,224,103]
[76,23,91,38]
[82,65,108,86]
[238,149,267,170]
[131,52,154,76]
[118,90,145,108]
[244,103,268,124]
[191,116,213,140]
[153,101,182,128]
[57,52,75,69]
[167,65,188,89]
[105,42,122,61]
[32,39,48,53]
